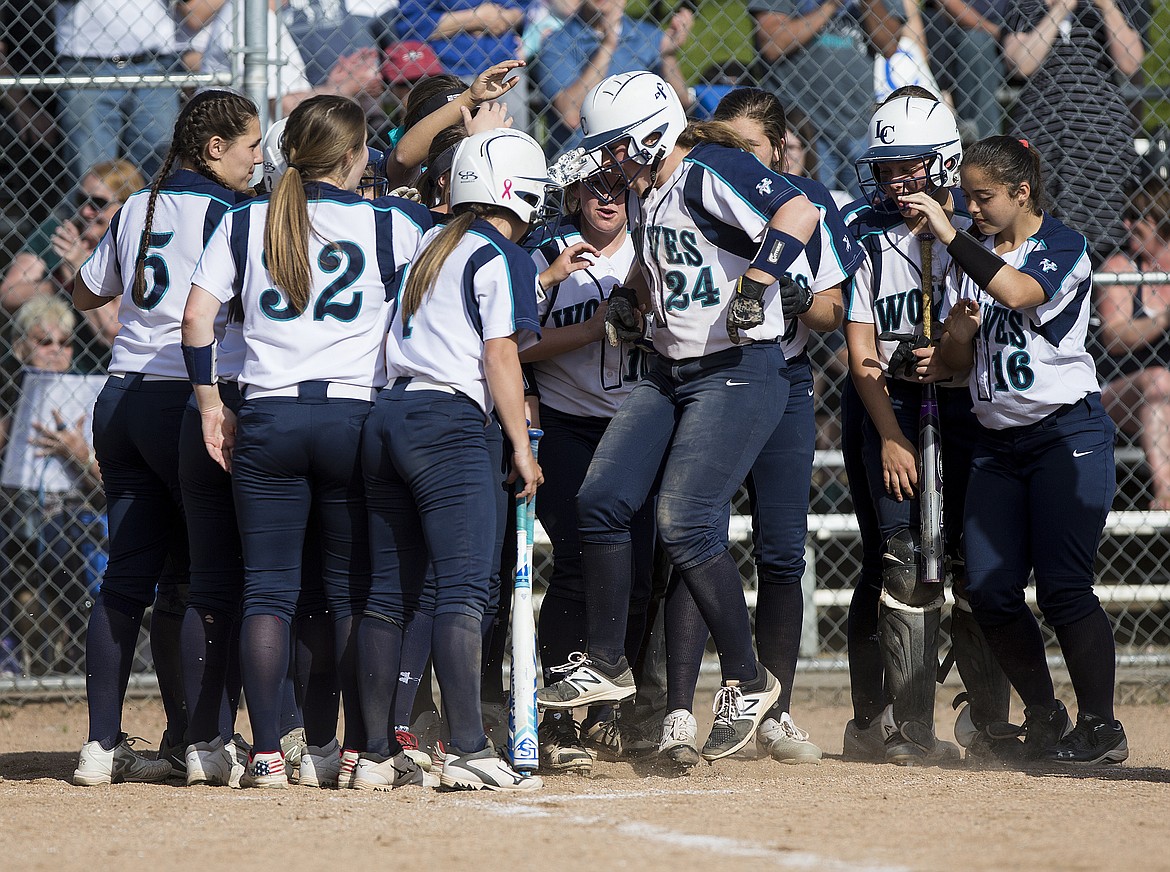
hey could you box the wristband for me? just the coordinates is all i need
[749,228,804,281]
[947,229,1006,289]
[182,342,217,386]
[734,274,770,302]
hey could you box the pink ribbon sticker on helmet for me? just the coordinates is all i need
[502,179,513,199]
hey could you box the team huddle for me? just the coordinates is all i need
[66,67,1127,795]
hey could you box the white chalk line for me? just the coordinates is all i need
[456,788,908,872]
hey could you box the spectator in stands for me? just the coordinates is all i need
[179,0,387,117]
[395,0,530,131]
[0,3,63,237]
[0,296,105,675]
[749,0,903,197]
[0,160,145,373]
[533,0,693,154]
[277,0,378,86]
[178,0,313,110]
[521,0,580,60]
[1097,178,1170,511]
[1002,0,1147,264]
[874,0,944,104]
[55,0,181,180]
[922,0,1006,140]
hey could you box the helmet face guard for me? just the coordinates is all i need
[580,142,645,204]
[856,150,946,208]
[358,147,389,199]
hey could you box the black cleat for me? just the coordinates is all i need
[1044,713,1128,766]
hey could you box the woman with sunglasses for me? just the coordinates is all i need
[1,160,146,371]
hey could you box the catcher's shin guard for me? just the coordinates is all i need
[950,584,1016,757]
[878,530,945,748]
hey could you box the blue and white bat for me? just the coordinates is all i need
[508,428,542,772]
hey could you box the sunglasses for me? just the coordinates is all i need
[27,333,70,348]
[75,191,115,212]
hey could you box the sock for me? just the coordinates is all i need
[356,615,403,758]
[581,540,634,664]
[221,619,242,740]
[294,611,339,747]
[410,657,439,726]
[755,579,803,716]
[432,612,488,754]
[150,608,188,743]
[180,605,234,744]
[1054,609,1116,721]
[392,610,434,731]
[481,581,509,705]
[85,591,145,747]
[537,591,586,683]
[978,609,1056,710]
[278,666,302,741]
[847,577,886,726]
[239,614,291,754]
[663,576,707,713]
[678,551,755,683]
[333,614,366,752]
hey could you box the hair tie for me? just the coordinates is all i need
[287,163,302,173]
[1018,138,1030,149]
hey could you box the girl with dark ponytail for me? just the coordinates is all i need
[70,89,260,787]
[904,135,1129,766]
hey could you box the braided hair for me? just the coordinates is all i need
[131,89,258,307]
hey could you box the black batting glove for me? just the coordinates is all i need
[778,275,813,319]
[726,275,769,345]
[604,285,642,347]
[878,331,930,380]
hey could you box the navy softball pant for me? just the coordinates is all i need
[361,380,502,623]
[964,394,1116,629]
[230,385,372,621]
[91,374,190,609]
[578,342,789,569]
[536,403,655,610]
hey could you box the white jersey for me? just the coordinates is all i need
[56,0,176,58]
[386,220,542,415]
[780,173,864,362]
[80,170,242,379]
[844,192,972,381]
[193,184,431,391]
[944,213,1100,429]
[628,142,814,360]
[529,220,644,418]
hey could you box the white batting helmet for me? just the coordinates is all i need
[580,71,687,169]
[450,128,552,225]
[260,117,288,193]
[856,97,963,198]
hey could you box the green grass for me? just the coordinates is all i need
[628,0,756,82]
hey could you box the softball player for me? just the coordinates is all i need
[357,128,548,792]
[521,171,655,773]
[70,89,261,787]
[909,135,1128,765]
[841,94,1010,766]
[536,71,820,763]
[182,95,434,789]
[647,87,864,767]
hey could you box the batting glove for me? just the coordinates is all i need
[604,285,642,347]
[778,275,813,319]
[878,331,930,380]
[726,275,768,345]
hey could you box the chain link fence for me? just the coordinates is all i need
[1,0,1169,703]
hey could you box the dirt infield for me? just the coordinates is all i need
[2,699,1168,872]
